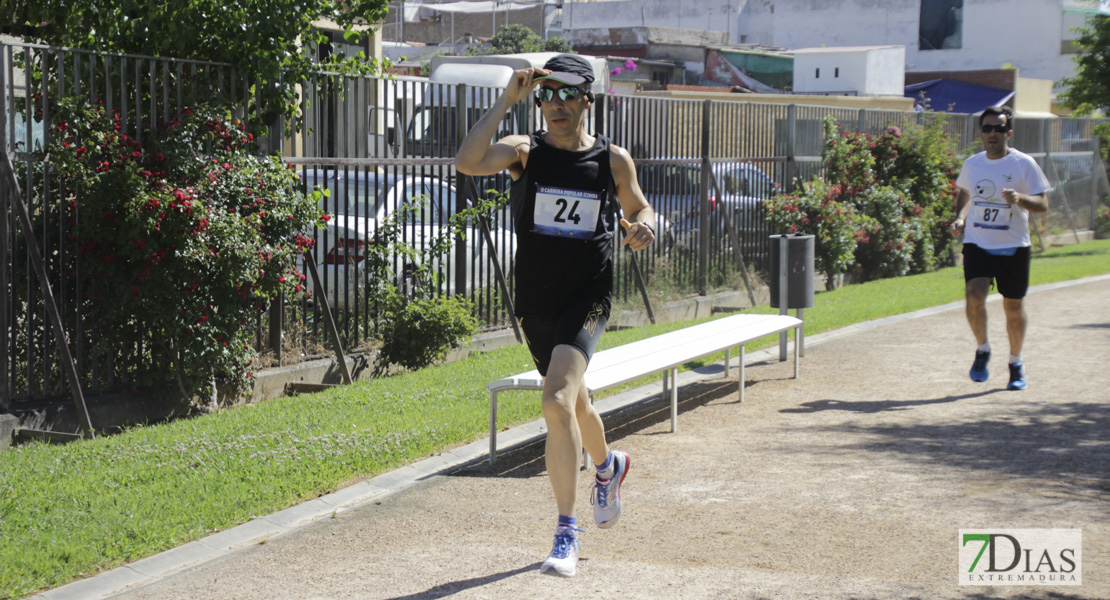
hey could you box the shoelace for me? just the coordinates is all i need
[591,477,613,508]
[551,527,584,558]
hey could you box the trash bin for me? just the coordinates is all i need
[768,234,815,309]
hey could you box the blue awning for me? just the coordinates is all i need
[905,78,1015,114]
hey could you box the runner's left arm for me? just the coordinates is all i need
[610,145,655,252]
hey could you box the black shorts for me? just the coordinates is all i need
[519,296,610,377]
[962,244,1031,299]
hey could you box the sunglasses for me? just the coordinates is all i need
[980,124,1011,133]
[536,87,586,103]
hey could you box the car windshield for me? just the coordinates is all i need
[639,163,772,198]
[302,171,383,217]
[716,165,773,198]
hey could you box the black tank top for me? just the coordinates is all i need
[510,131,617,318]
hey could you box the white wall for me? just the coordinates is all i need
[565,0,744,43]
[866,46,906,96]
[793,52,870,95]
[739,0,1086,90]
[791,46,904,96]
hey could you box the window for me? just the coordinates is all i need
[835,67,839,78]
[919,0,962,50]
[815,68,821,79]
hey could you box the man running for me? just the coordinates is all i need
[455,54,655,576]
[950,105,1050,390]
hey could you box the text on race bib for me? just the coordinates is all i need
[533,185,602,240]
[971,200,1012,231]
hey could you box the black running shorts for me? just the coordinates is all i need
[962,243,1032,299]
[519,296,610,377]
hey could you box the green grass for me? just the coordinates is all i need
[2,239,1109,599]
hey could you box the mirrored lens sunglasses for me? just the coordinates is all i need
[536,87,585,103]
[980,124,1011,133]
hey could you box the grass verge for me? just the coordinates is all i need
[1,239,1109,599]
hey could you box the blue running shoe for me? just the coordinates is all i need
[592,450,630,529]
[969,350,990,382]
[1007,362,1027,390]
[540,526,583,577]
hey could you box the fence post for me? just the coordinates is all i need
[785,104,798,193]
[303,253,352,385]
[269,292,283,364]
[454,83,469,297]
[1092,135,1101,223]
[699,99,711,295]
[594,91,606,135]
[2,151,95,437]
[963,115,977,154]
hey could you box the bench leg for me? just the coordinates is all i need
[740,345,746,403]
[724,347,730,378]
[794,325,800,379]
[670,367,678,433]
[489,391,499,466]
[797,308,806,358]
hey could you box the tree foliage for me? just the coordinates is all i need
[1058,15,1110,116]
[5,0,391,124]
[466,24,573,56]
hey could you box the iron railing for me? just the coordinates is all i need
[3,39,1108,406]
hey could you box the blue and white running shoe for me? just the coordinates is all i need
[1007,362,1027,390]
[592,450,630,529]
[969,350,990,382]
[540,526,583,577]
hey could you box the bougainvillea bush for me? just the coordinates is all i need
[41,100,326,405]
[766,116,961,286]
[764,178,860,279]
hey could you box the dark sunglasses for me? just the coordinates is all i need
[980,124,1011,133]
[536,87,585,103]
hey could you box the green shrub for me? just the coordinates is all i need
[852,185,921,280]
[374,289,477,374]
[1095,202,1110,239]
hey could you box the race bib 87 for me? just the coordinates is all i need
[533,185,602,240]
[971,200,1012,231]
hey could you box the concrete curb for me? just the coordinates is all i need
[28,273,1110,600]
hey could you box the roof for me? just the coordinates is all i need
[904,78,1015,114]
[788,45,904,54]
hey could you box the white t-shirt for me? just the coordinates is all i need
[955,149,1050,249]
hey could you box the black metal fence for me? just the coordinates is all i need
[3,40,1108,406]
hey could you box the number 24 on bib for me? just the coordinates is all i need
[533,185,602,240]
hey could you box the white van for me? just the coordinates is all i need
[370,53,610,159]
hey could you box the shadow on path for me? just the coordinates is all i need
[779,390,995,414]
[384,562,542,600]
[449,376,770,480]
[823,401,1110,494]
[1073,322,1110,329]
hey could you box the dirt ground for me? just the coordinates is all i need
[110,276,1110,600]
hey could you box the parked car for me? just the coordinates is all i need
[636,160,775,256]
[299,169,515,308]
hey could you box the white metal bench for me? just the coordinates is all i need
[486,313,803,465]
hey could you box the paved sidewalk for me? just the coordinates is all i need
[37,275,1110,600]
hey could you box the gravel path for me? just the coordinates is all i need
[105,276,1110,600]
